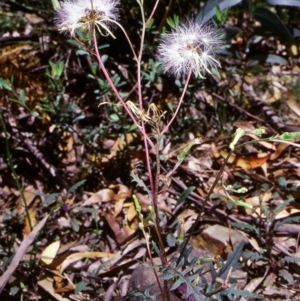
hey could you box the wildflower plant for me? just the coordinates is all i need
[53,0,223,300]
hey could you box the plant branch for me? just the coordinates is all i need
[161,70,192,136]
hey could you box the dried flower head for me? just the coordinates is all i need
[157,21,223,78]
[56,0,119,36]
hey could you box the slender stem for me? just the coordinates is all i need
[136,3,169,300]
[153,132,168,265]
[108,19,138,60]
[90,24,155,150]
[145,0,160,26]
[136,2,155,194]
[161,70,192,135]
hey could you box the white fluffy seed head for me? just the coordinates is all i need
[56,0,119,35]
[157,21,223,78]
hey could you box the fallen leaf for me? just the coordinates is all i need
[41,240,61,265]
[287,90,300,117]
[82,188,115,206]
[38,277,70,301]
[59,251,115,273]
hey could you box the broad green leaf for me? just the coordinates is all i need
[266,0,300,6]
[196,0,243,24]
[0,78,12,91]
[254,7,294,46]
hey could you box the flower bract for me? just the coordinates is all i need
[157,21,223,78]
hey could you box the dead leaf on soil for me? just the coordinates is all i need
[220,150,270,169]
[82,188,115,206]
[59,251,115,273]
[287,90,300,117]
[41,240,61,265]
[38,277,71,301]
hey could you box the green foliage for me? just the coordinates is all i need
[130,285,160,301]
[166,15,180,29]
[130,170,152,197]
[159,258,206,301]
[229,221,260,235]
[152,241,263,301]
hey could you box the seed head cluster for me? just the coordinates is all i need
[157,21,223,78]
[55,0,119,35]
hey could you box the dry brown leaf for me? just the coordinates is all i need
[287,90,300,117]
[103,211,129,244]
[110,184,131,216]
[274,208,300,220]
[114,197,126,216]
[244,192,273,215]
[220,150,270,169]
[41,240,61,265]
[126,202,137,222]
[59,251,115,273]
[82,188,115,206]
[38,277,71,301]
[269,142,291,161]
[16,185,36,215]
[201,224,248,249]
[236,153,270,169]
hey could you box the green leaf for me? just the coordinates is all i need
[177,186,195,206]
[266,0,300,6]
[71,218,80,232]
[19,89,26,104]
[281,255,300,264]
[254,7,294,46]
[109,113,120,122]
[279,269,294,285]
[229,221,259,234]
[67,180,86,193]
[51,0,61,11]
[177,138,201,161]
[146,18,154,29]
[218,287,263,299]
[196,0,243,24]
[130,171,152,197]
[278,131,300,140]
[166,15,179,29]
[277,215,300,227]
[152,241,160,257]
[167,233,177,247]
[74,281,89,294]
[217,240,244,280]
[0,78,12,91]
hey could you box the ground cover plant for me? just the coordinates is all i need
[1,0,300,300]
